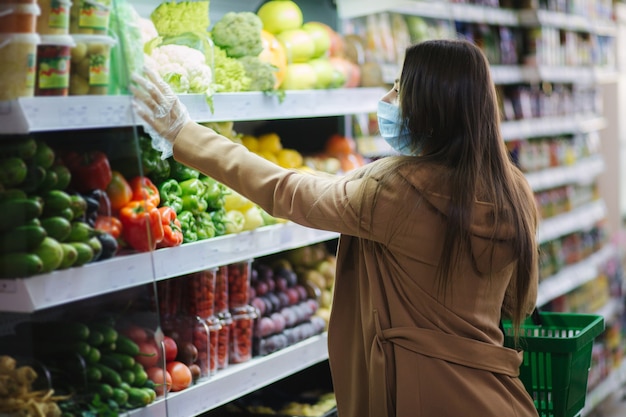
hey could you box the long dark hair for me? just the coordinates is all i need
[370,39,537,334]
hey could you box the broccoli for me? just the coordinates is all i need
[211,12,264,58]
[212,46,251,93]
[238,56,278,92]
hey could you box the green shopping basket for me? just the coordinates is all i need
[502,312,605,417]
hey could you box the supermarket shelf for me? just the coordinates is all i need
[0,88,385,134]
[525,154,605,192]
[582,360,626,416]
[537,199,606,244]
[0,223,339,313]
[536,244,616,307]
[127,333,329,417]
[593,297,624,323]
[518,9,617,36]
[501,115,606,141]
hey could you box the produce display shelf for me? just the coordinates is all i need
[0,88,385,135]
[536,244,616,307]
[525,154,605,192]
[338,0,617,36]
[537,199,607,244]
[581,360,626,416]
[0,223,339,313]
[127,333,330,417]
[501,115,606,141]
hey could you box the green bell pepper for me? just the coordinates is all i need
[209,208,228,237]
[195,211,216,240]
[200,175,226,211]
[180,178,208,214]
[177,210,198,243]
[158,179,183,214]
[170,160,200,182]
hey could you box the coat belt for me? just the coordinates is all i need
[369,310,523,416]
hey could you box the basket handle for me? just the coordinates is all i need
[530,307,542,326]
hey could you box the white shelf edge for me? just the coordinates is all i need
[502,115,606,141]
[537,199,607,244]
[582,360,626,416]
[525,154,605,191]
[536,244,616,306]
[0,89,386,134]
[127,333,329,417]
[0,223,339,313]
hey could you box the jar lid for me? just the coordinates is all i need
[0,32,40,46]
[71,34,117,46]
[231,305,259,319]
[39,34,75,47]
[0,3,41,15]
[206,315,222,330]
[217,311,233,324]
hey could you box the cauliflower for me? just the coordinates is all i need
[146,44,213,96]
[238,56,277,92]
[211,12,264,58]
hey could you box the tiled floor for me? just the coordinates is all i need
[587,389,626,417]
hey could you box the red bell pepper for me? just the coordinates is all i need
[130,176,160,207]
[157,206,183,248]
[106,171,133,212]
[94,215,122,239]
[119,200,164,252]
[64,151,113,193]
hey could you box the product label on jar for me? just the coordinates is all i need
[78,0,111,30]
[89,54,109,86]
[38,55,70,89]
[49,0,70,29]
[26,53,36,88]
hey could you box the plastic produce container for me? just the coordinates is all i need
[215,265,229,314]
[228,259,252,309]
[187,268,216,319]
[206,316,222,376]
[69,33,115,95]
[192,317,211,378]
[217,311,232,370]
[230,305,258,364]
[0,33,40,101]
[69,0,110,35]
[35,34,74,96]
[37,0,71,35]
[0,3,41,33]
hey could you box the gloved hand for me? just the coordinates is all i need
[130,67,191,157]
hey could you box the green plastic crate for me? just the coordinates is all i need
[503,312,605,417]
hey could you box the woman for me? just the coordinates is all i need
[132,39,539,417]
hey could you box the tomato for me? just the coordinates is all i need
[120,324,149,344]
[166,361,193,392]
[135,341,161,368]
[146,366,172,396]
[162,335,178,362]
[325,134,356,156]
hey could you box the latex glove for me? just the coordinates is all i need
[130,67,191,157]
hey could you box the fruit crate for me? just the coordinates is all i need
[502,312,605,417]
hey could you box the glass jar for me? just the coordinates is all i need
[206,316,222,376]
[230,305,258,364]
[187,268,216,319]
[216,311,232,370]
[192,317,210,378]
[228,259,252,309]
[214,265,229,314]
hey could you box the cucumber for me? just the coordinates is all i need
[0,157,28,187]
[89,382,114,400]
[132,367,148,387]
[89,323,118,345]
[40,216,72,242]
[37,169,58,192]
[33,237,64,273]
[66,222,96,243]
[20,320,91,341]
[0,252,43,278]
[102,352,135,370]
[0,137,37,160]
[88,330,104,347]
[120,369,135,385]
[94,363,123,387]
[86,366,102,382]
[111,387,129,406]
[115,335,140,356]
[127,387,153,407]
[0,198,43,232]
[85,346,101,364]
[51,164,71,190]
[20,164,46,193]
[0,225,47,254]
[34,141,55,169]
[0,188,27,201]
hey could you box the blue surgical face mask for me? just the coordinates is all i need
[377,100,419,156]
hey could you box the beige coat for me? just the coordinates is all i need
[173,122,539,417]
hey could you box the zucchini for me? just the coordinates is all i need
[0,198,43,232]
[0,252,43,278]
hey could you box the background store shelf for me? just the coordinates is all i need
[127,333,329,417]
[536,244,616,306]
[0,88,385,134]
[0,223,338,313]
[537,199,606,244]
[501,115,606,141]
[525,155,605,191]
